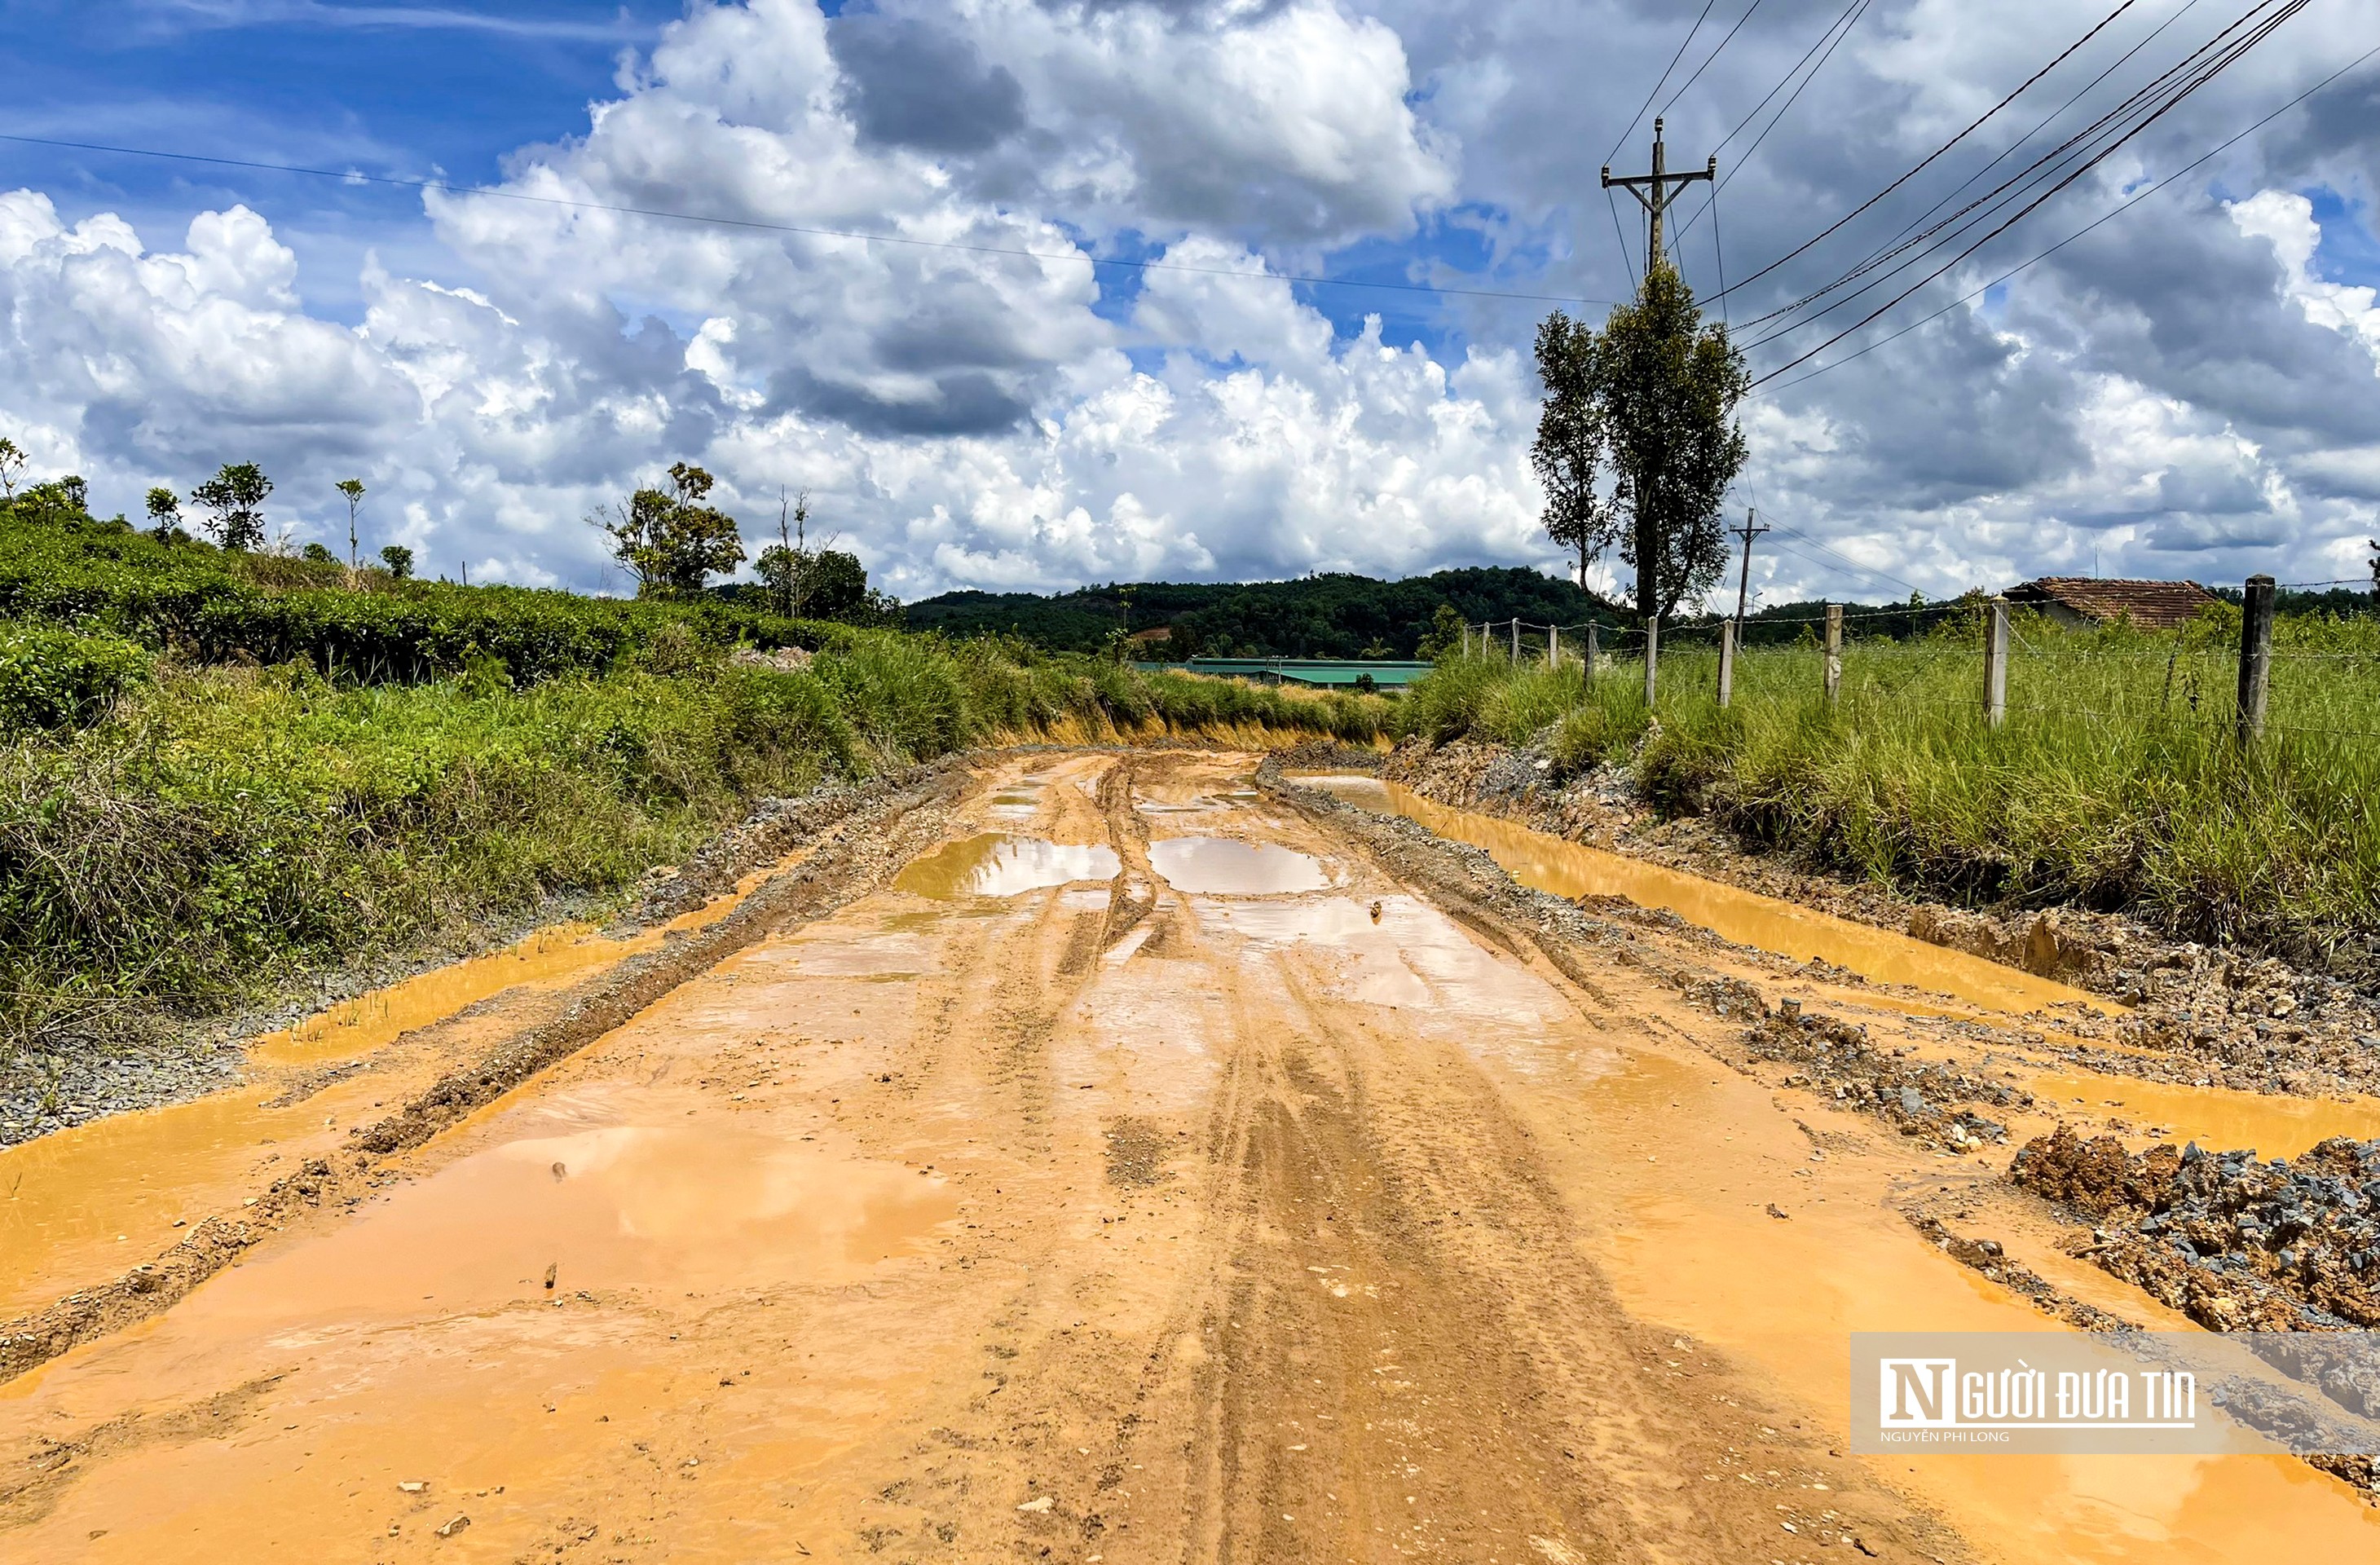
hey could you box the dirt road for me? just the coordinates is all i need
[5,750,2378,1563]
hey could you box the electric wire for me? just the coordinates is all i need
[1737,0,2303,350]
[1709,0,2145,304]
[1660,0,1773,117]
[1744,0,2308,384]
[1755,39,2380,394]
[1608,0,1722,163]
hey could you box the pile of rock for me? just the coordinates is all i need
[2012,1126,2380,1329]
[1746,1003,2025,1153]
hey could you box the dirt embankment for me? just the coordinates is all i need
[1383,737,2380,1096]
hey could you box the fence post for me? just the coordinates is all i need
[1984,596,2008,728]
[1822,603,1843,707]
[1548,625,1559,668]
[1584,623,1598,685]
[1643,615,1659,708]
[2237,574,2274,746]
[1717,619,1735,708]
[1510,618,1520,661]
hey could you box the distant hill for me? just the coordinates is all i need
[906,567,1614,658]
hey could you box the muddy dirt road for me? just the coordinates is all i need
[5,751,2379,1563]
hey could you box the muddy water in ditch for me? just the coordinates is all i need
[1310,775,2105,1016]
[1148,835,1332,893]
[2030,1069,2380,1160]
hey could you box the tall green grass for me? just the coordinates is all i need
[1399,611,2380,962]
[1,629,1386,1061]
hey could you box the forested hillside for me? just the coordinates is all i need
[906,567,1612,657]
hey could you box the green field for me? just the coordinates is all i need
[1399,605,2380,963]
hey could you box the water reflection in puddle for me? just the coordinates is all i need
[894,835,1121,899]
[1149,837,1329,894]
[187,1126,958,1321]
[1310,776,2102,1016]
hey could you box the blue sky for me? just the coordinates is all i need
[0,1,2373,603]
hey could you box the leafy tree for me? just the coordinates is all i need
[0,438,22,499]
[1415,604,1468,659]
[1590,262,1748,623]
[302,542,336,563]
[1532,308,1617,590]
[597,461,746,597]
[15,475,88,526]
[380,544,415,580]
[337,478,366,569]
[191,463,272,552]
[146,487,182,540]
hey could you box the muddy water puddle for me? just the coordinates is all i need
[892,833,1121,898]
[215,1122,956,1318]
[1530,1043,2380,1561]
[1313,775,2103,1017]
[0,924,658,1319]
[2030,1069,2380,1159]
[1148,835,1329,893]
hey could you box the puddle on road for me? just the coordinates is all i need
[893,835,1122,900]
[2030,1069,2380,1160]
[0,922,658,1320]
[1149,836,1329,894]
[1542,1043,2380,1563]
[1312,776,2102,1017]
[207,1125,957,1319]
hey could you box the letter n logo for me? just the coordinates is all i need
[1880,1358,1957,1427]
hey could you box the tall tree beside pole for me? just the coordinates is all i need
[1596,262,1748,624]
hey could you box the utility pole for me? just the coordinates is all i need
[1602,117,1716,277]
[1730,509,1769,628]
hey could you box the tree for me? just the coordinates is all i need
[596,461,746,597]
[1415,603,1468,660]
[145,487,182,540]
[302,542,336,563]
[191,462,272,552]
[1532,309,1619,590]
[337,479,366,569]
[380,544,415,580]
[0,438,22,499]
[1590,263,1748,623]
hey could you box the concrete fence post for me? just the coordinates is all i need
[1548,625,1559,668]
[1643,615,1659,708]
[1985,597,2008,728]
[2237,574,2275,746]
[1510,618,1520,661]
[1717,619,1735,709]
[1823,603,1843,708]
[1584,624,1599,685]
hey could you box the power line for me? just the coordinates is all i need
[0,130,1624,310]
[1756,39,2380,394]
[1711,0,2146,305]
[1703,0,1876,200]
[1738,0,2291,341]
[1661,0,1774,117]
[1746,0,2309,384]
[1609,0,1722,163]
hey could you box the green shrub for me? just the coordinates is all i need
[0,622,150,730]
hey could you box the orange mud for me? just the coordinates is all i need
[0,856,807,1320]
[1310,775,2106,1018]
[2027,1069,2380,1160]
[2,752,2368,1563]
